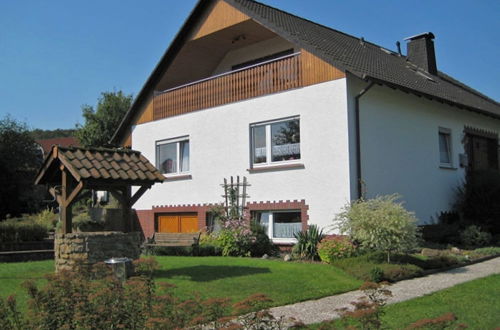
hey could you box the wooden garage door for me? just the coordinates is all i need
[158,213,198,233]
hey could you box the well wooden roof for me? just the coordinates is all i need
[35,145,165,186]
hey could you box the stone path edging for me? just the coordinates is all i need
[269,257,500,325]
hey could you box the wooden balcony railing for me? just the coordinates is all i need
[153,52,302,120]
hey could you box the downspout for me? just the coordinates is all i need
[354,80,375,199]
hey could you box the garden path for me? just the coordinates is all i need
[269,256,500,325]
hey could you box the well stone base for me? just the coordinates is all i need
[55,231,141,272]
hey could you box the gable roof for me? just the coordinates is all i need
[35,146,165,186]
[227,0,499,116]
[111,0,500,144]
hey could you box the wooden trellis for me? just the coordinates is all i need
[221,176,250,218]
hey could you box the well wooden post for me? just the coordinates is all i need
[60,167,72,234]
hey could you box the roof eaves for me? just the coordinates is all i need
[364,75,500,120]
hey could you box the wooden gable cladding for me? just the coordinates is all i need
[301,49,345,87]
[192,0,250,40]
[122,133,132,148]
[136,97,154,125]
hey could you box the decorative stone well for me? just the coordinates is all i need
[34,146,165,272]
[55,231,141,272]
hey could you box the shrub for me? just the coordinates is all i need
[146,246,194,256]
[249,221,278,257]
[317,235,357,264]
[206,218,254,257]
[336,194,421,263]
[293,224,325,260]
[420,223,460,245]
[71,212,104,232]
[454,170,500,234]
[0,258,283,329]
[369,267,384,283]
[35,208,58,230]
[460,225,492,248]
[382,264,422,282]
[332,253,424,282]
[0,222,48,244]
[197,244,222,256]
[199,221,276,257]
[468,247,500,258]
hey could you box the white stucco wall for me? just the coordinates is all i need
[347,76,500,224]
[132,79,351,231]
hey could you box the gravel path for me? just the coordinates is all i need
[269,257,500,325]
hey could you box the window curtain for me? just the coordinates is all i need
[273,222,302,238]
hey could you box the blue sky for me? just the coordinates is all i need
[1,0,498,130]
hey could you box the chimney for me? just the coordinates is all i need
[404,32,437,74]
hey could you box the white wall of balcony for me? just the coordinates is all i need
[132,78,350,232]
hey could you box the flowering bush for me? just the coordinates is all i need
[317,235,357,264]
[336,194,420,263]
[213,218,254,257]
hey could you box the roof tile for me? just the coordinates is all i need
[38,146,165,185]
[228,0,500,116]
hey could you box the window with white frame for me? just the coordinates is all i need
[251,117,300,166]
[156,137,190,175]
[438,128,452,167]
[252,210,302,240]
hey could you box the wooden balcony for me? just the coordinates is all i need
[153,53,302,120]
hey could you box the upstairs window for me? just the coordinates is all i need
[251,117,300,166]
[156,137,190,175]
[439,128,452,167]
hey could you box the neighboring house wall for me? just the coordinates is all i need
[132,78,351,235]
[347,76,500,224]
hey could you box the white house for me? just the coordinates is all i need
[111,0,500,243]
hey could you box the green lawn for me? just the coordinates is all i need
[0,256,361,310]
[0,260,53,310]
[382,274,500,329]
[311,274,500,329]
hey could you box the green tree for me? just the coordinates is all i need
[336,194,420,262]
[0,116,43,219]
[76,91,133,147]
[30,128,76,140]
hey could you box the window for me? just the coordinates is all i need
[252,210,302,240]
[251,117,300,166]
[231,49,294,71]
[438,128,452,167]
[156,137,190,175]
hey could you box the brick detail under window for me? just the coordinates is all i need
[246,199,309,231]
[136,200,309,239]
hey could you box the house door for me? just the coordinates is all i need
[158,213,198,233]
[464,133,499,171]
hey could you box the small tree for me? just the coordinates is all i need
[335,194,420,262]
[76,91,133,147]
[0,116,44,219]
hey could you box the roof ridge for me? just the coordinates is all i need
[57,145,140,154]
[234,0,399,55]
